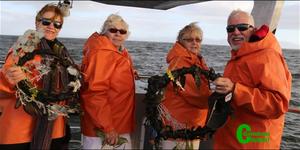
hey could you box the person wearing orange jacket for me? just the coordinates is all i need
[212,9,292,149]
[160,22,211,149]
[0,3,79,150]
[80,14,137,149]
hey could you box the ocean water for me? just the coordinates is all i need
[0,35,299,149]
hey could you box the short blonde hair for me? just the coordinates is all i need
[177,22,203,43]
[227,9,255,26]
[100,14,129,35]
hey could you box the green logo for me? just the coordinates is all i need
[236,124,270,144]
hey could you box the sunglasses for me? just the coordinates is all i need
[39,18,63,29]
[109,28,127,34]
[226,23,253,33]
[182,38,202,43]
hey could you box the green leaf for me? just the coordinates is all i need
[95,128,128,148]
[95,129,106,139]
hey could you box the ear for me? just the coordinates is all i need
[35,21,40,29]
[253,27,258,32]
[125,31,130,39]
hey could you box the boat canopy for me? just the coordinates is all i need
[91,0,209,10]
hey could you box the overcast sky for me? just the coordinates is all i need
[1,1,299,50]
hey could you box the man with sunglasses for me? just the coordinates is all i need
[212,9,292,149]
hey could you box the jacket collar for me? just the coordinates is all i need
[230,31,282,60]
[166,41,200,64]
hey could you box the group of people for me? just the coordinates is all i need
[0,2,292,150]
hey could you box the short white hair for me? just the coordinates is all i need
[177,22,203,42]
[100,14,129,35]
[227,9,255,26]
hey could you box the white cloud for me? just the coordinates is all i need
[1,1,299,49]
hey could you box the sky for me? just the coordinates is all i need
[0,1,299,50]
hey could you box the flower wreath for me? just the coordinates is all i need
[12,29,81,120]
[144,65,232,148]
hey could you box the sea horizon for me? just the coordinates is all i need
[1,34,299,51]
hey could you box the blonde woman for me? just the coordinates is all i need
[80,14,137,149]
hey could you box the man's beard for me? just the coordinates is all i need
[231,44,240,51]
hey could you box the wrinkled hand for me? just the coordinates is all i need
[213,77,235,94]
[105,130,119,146]
[3,66,26,86]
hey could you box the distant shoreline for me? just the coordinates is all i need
[1,34,298,51]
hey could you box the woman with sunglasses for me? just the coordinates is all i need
[80,14,137,149]
[0,3,79,150]
[159,23,211,149]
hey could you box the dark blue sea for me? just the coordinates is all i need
[0,35,299,149]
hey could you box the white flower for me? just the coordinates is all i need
[101,144,114,150]
[47,104,68,120]
[12,29,44,54]
[67,66,79,76]
[68,79,81,92]
[58,2,71,17]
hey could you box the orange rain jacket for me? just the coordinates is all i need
[162,42,211,128]
[0,50,65,144]
[80,32,135,136]
[213,31,292,149]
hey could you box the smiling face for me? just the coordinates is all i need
[105,21,128,49]
[180,31,202,55]
[177,23,203,55]
[227,12,255,50]
[36,11,62,41]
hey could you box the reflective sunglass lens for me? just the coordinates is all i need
[109,28,118,33]
[236,25,249,32]
[119,30,127,34]
[183,38,202,43]
[41,18,51,26]
[40,18,62,29]
[226,25,235,33]
[53,22,62,29]
[109,28,127,34]
[226,24,252,33]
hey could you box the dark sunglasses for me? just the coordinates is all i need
[39,18,63,29]
[183,38,202,43]
[226,23,253,33]
[109,28,127,34]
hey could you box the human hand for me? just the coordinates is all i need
[213,77,235,94]
[105,130,119,146]
[3,66,26,86]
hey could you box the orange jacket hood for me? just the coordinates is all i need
[230,31,282,60]
[83,32,119,55]
[166,42,203,67]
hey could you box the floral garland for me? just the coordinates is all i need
[12,29,81,120]
[144,65,230,148]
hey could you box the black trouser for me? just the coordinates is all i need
[0,136,69,150]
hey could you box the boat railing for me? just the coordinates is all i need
[0,59,299,149]
[1,58,299,115]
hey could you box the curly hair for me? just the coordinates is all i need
[177,22,203,43]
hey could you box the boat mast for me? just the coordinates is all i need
[251,1,284,34]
